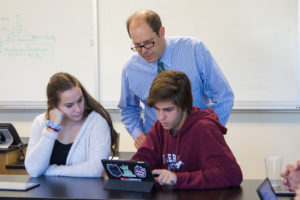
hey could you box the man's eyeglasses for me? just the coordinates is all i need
[131,41,155,52]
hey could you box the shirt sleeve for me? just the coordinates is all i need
[196,42,234,126]
[118,68,144,140]
[175,125,242,189]
[43,116,111,177]
[25,115,58,177]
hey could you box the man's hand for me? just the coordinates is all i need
[281,160,300,191]
[281,164,293,190]
[295,187,300,200]
[152,169,177,186]
[134,133,146,149]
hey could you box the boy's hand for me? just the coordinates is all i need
[152,169,177,186]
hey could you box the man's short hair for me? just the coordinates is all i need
[147,70,193,114]
[126,10,162,37]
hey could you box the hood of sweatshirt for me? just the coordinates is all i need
[178,107,227,136]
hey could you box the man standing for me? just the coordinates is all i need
[118,10,234,148]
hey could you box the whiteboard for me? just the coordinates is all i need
[0,0,98,109]
[98,0,300,110]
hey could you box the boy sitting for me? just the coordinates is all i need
[131,70,242,189]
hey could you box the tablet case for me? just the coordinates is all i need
[101,159,155,192]
[256,178,278,200]
[273,183,295,196]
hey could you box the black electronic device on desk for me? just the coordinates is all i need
[101,159,156,192]
[0,123,24,155]
[257,178,295,200]
[257,178,278,200]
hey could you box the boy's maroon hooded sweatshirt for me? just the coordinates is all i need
[131,107,243,189]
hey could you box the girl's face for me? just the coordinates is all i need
[57,86,85,122]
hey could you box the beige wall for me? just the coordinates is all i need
[0,110,299,179]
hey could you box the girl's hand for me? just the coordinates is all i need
[49,108,65,125]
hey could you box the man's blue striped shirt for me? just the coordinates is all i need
[118,36,234,140]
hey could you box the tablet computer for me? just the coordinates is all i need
[257,178,278,200]
[101,159,155,192]
[273,183,295,196]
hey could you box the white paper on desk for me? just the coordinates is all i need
[0,181,39,191]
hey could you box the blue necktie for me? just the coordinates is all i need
[158,60,165,74]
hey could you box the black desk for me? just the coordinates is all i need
[0,176,294,200]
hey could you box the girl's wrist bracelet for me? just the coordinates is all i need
[45,120,62,132]
[46,126,60,133]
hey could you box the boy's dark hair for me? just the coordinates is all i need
[147,70,193,114]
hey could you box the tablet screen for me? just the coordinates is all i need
[256,178,278,200]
